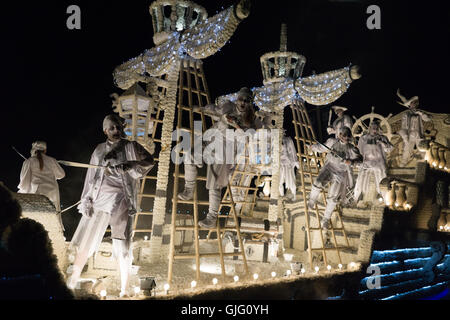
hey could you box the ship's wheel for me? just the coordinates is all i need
[351,106,393,144]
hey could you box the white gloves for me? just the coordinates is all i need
[79,197,94,218]
[327,127,335,135]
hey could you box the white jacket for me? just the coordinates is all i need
[77,139,154,218]
[18,154,65,211]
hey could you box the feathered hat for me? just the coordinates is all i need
[396,89,419,107]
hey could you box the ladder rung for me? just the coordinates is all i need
[177,174,207,181]
[176,200,210,206]
[232,170,257,175]
[221,201,255,205]
[178,127,193,133]
[173,252,245,260]
[308,227,346,231]
[310,247,350,251]
[136,212,153,216]
[180,89,209,97]
[138,194,156,198]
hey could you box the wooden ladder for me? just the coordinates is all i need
[167,58,248,285]
[290,101,350,269]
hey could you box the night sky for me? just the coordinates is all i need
[2,0,449,238]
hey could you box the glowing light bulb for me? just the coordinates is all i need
[191,281,197,289]
[433,162,438,167]
[395,202,399,208]
[301,268,306,274]
[144,236,149,241]
[233,275,239,283]
[314,266,319,273]
[212,278,218,285]
[134,287,140,295]
[338,264,343,270]
[378,197,384,203]
[271,272,277,278]
[327,265,332,272]
[286,270,292,276]
[100,290,107,299]
[253,273,259,280]
[350,262,356,269]
[439,226,444,230]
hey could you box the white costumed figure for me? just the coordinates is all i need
[67,115,154,297]
[178,87,263,228]
[18,141,66,212]
[396,89,432,166]
[307,127,362,229]
[354,121,394,203]
[279,134,299,200]
[327,106,353,137]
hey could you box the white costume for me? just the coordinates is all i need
[398,110,431,166]
[354,130,393,202]
[279,135,299,199]
[67,119,154,294]
[18,141,65,211]
[179,88,263,228]
[327,107,353,137]
[396,90,432,166]
[308,130,362,228]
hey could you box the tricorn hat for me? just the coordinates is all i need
[332,106,348,112]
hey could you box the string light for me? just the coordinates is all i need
[327,265,332,272]
[134,286,141,296]
[301,268,306,275]
[271,272,277,278]
[233,275,239,283]
[191,280,197,289]
[253,273,259,280]
[314,266,319,273]
[114,6,237,89]
[286,270,292,276]
[100,290,107,300]
[217,67,352,112]
[212,278,218,285]
[338,264,343,270]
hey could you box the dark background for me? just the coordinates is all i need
[1,0,449,239]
